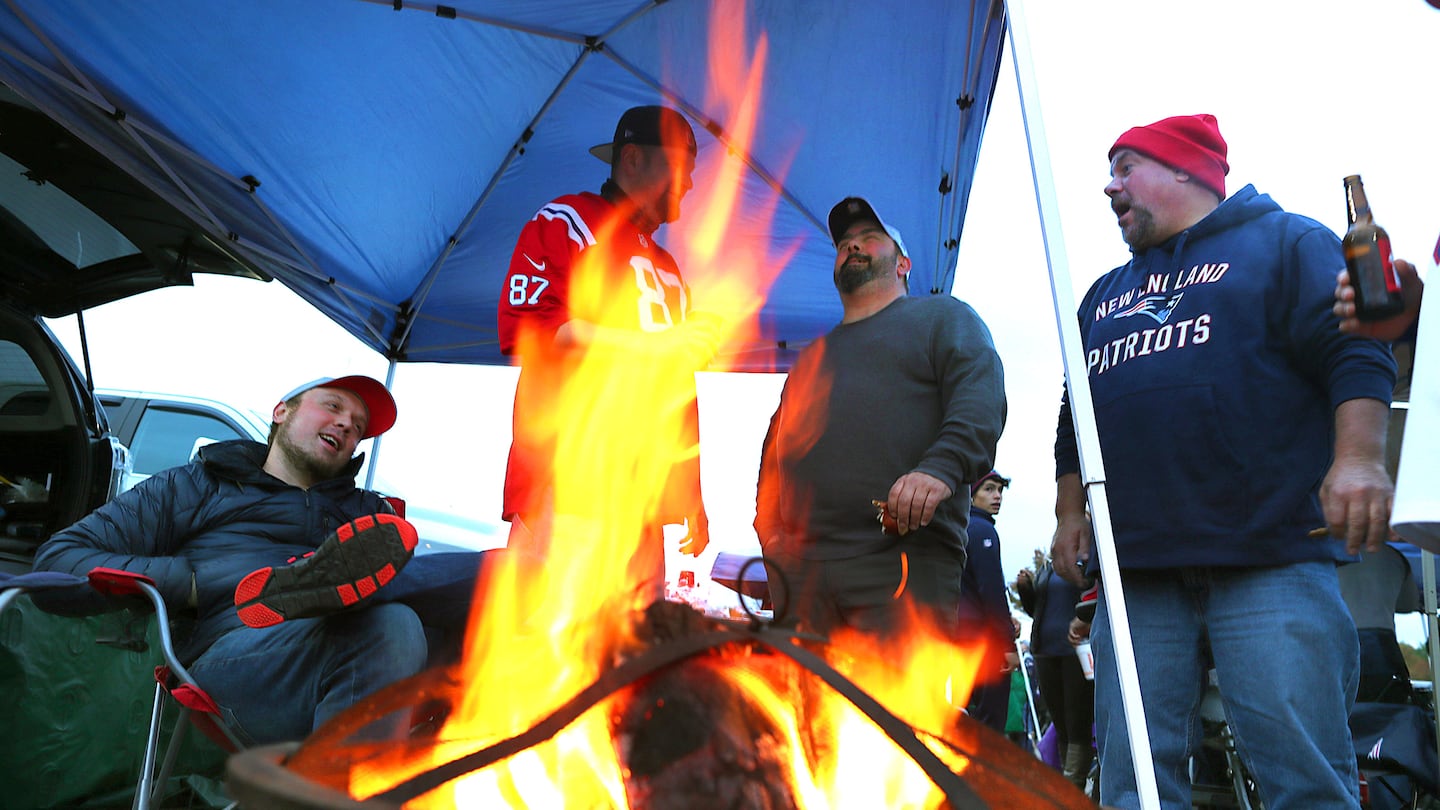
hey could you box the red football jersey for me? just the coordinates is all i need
[498,191,701,525]
[498,192,691,353]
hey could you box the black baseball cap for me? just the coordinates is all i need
[588,105,698,164]
[828,196,909,258]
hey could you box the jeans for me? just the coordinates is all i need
[381,550,490,665]
[188,550,488,745]
[1092,563,1360,810]
[189,602,427,745]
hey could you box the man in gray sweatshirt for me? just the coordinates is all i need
[754,196,1007,639]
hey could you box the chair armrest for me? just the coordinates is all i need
[87,566,157,598]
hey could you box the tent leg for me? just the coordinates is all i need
[364,359,399,492]
[1002,0,1160,806]
[1423,550,1440,774]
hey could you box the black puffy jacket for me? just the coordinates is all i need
[34,440,390,662]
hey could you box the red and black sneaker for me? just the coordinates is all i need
[234,513,419,629]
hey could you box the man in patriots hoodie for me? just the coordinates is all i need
[1050,114,1397,809]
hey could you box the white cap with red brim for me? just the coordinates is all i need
[279,375,396,439]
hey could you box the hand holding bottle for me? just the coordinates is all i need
[1341,175,1405,321]
[1334,258,1423,341]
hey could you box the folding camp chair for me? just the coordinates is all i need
[84,567,246,810]
[1340,543,1440,810]
[2,567,242,809]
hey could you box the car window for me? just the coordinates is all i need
[0,337,56,501]
[1,152,138,269]
[0,339,49,417]
[129,407,245,476]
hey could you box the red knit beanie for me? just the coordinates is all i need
[1109,114,1229,199]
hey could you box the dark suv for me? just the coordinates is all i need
[0,87,264,574]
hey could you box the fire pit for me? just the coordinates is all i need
[226,599,1090,809]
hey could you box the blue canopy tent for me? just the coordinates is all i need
[0,0,1007,371]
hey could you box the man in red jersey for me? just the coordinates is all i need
[497,106,716,598]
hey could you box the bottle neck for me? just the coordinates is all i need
[1345,179,1372,225]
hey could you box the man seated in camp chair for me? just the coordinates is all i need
[33,375,482,745]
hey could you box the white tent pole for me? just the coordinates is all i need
[1423,549,1440,763]
[1014,636,1044,756]
[1002,0,1160,806]
[364,358,399,492]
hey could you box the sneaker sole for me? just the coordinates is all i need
[234,513,418,628]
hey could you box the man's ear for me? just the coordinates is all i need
[618,142,642,174]
[897,254,912,278]
[271,400,290,424]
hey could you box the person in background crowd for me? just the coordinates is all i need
[961,470,1019,732]
[1016,556,1095,789]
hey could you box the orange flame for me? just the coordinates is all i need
[813,619,987,808]
[330,3,1005,806]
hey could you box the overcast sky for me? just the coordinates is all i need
[50,0,1439,636]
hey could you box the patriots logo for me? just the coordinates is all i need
[1115,292,1185,324]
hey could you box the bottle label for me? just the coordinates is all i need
[1378,235,1401,293]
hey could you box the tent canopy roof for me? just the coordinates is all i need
[0,0,1006,370]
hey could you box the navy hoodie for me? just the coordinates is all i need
[960,505,1013,651]
[1055,185,1396,570]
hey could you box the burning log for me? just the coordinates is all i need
[615,602,800,808]
[614,651,798,808]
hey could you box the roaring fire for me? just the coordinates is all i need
[328,4,995,807]
[771,619,988,809]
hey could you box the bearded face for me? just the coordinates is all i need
[1114,197,1159,251]
[629,144,695,227]
[834,239,900,294]
[268,388,366,485]
[272,416,353,483]
[1106,149,1196,252]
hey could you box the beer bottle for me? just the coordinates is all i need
[1341,175,1404,321]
